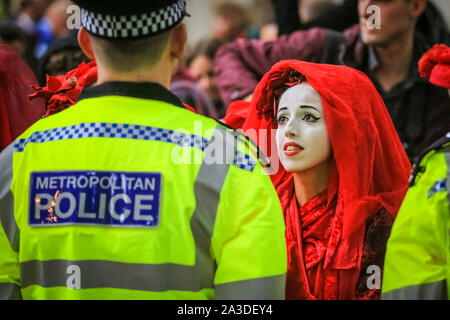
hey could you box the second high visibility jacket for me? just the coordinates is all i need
[382,132,450,300]
[0,81,287,300]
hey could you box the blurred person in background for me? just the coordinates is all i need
[36,30,90,86]
[0,20,27,57]
[298,0,338,24]
[259,22,279,42]
[273,0,449,43]
[215,0,450,163]
[212,1,252,42]
[260,0,339,42]
[171,66,219,119]
[0,1,11,19]
[15,0,49,35]
[15,0,50,36]
[185,38,226,118]
[35,0,73,58]
[273,0,359,35]
[0,19,37,70]
[416,1,450,45]
[12,0,51,71]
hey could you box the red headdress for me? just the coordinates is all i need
[0,45,46,151]
[223,60,411,299]
[418,43,450,89]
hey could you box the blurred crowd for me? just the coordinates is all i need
[1,0,267,121]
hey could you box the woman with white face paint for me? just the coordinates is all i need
[223,60,412,300]
[276,82,332,206]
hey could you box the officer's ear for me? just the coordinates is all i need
[170,23,187,60]
[78,27,96,60]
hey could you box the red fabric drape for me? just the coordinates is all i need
[223,60,411,299]
[0,45,45,151]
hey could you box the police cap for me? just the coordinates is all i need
[73,0,187,39]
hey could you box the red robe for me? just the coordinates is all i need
[280,172,393,299]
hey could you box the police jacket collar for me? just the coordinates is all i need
[77,81,186,109]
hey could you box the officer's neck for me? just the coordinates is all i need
[95,60,173,90]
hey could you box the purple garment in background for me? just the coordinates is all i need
[213,27,328,106]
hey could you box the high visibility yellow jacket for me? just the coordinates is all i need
[382,132,450,300]
[0,82,287,300]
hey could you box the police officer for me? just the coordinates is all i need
[0,0,287,300]
[382,44,450,300]
[382,132,450,300]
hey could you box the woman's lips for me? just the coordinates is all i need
[283,142,303,156]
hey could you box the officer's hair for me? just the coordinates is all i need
[89,31,172,72]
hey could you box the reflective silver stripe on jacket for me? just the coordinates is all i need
[0,283,22,300]
[0,143,19,252]
[215,275,286,300]
[21,259,210,291]
[382,280,448,300]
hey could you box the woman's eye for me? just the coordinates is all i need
[302,114,320,122]
[277,115,288,124]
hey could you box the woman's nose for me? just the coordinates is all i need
[284,120,298,138]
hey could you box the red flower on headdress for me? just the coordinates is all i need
[418,44,450,89]
[29,61,98,116]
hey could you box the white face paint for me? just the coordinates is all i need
[276,83,332,173]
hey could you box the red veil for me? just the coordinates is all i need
[223,60,411,299]
[0,45,45,151]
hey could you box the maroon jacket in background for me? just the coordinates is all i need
[214,25,450,162]
[214,27,338,106]
[0,45,45,151]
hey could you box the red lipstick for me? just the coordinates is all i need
[283,142,303,156]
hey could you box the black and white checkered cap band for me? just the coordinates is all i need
[81,0,186,39]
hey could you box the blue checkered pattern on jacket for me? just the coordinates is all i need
[14,122,256,172]
[427,178,447,199]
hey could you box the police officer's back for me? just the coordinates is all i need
[0,0,287,300]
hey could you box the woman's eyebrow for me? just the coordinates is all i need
[277,106,288,114]
[300,105,320,112]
